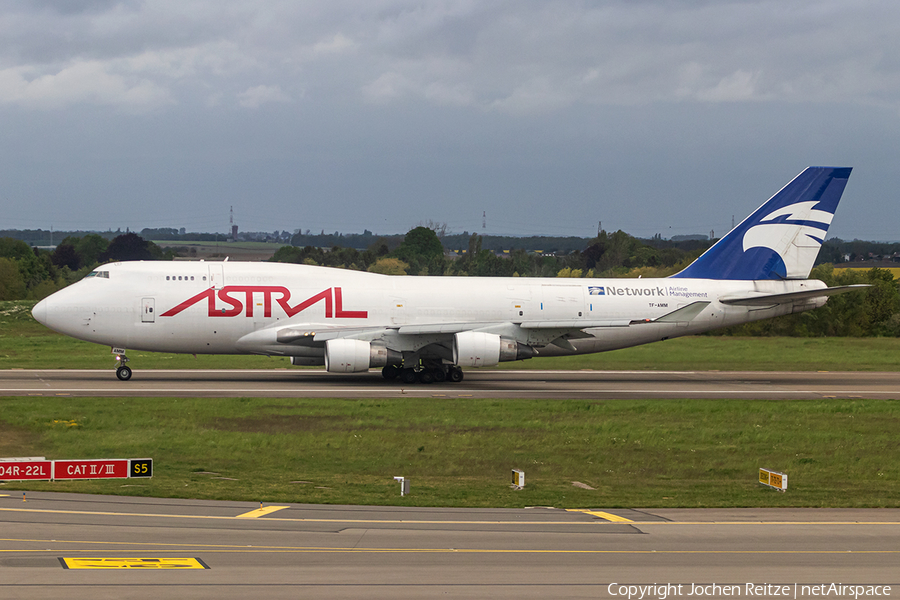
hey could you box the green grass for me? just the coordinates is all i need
[4,300,900,371]
[2,396,899,508]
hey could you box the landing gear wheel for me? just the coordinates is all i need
[418,369,435,384]
[116,365,132,381]
[382,365,400,380]
[448,367,464,383]
[400,368,418,384]
[432,368,447,383]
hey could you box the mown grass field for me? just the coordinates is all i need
[3,300,900,371]
[2,396,899,508]
[3,299,899,508]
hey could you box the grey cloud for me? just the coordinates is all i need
[1,1,899,239]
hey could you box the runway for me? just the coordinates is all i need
[2,368,900,399]
[1,492,898,599]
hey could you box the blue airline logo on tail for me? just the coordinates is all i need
[672,167,851,281]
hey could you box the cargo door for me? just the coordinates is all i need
[540,284,585,320]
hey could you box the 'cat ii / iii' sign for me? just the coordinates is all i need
[0,458,152,481]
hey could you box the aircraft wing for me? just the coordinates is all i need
[258,301,714,351]
[717,284,869,306]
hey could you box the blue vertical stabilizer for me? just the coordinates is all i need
[672,167,851,280]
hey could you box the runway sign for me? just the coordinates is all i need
[0,460,52,481]
[0,458,152,481]
[759,467,787,492]
[60,557,209,569]
[54,459,128,480]
[511,469,525,488]
[130,458,153,478]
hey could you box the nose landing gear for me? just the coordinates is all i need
[115,354,132,381]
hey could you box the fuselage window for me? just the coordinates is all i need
[190,276,195,281]
[166,276,170,281]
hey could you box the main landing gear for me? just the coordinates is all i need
[381,364,464,384]
[115,353,132,381]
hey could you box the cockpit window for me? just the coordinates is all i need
[86,270,109,279]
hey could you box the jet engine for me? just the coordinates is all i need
[324,339,402,373]
[452,331,534,367]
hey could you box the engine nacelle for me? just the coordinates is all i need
[324,339,401,373]
[453,332,534,367]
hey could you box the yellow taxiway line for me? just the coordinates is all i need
[3,537,900,555]
[566,509,634,523]
[235,505,290,518]
[2,506,900,527]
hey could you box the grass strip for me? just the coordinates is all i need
[2,396,898,508]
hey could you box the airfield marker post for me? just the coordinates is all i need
[393,476,410,496]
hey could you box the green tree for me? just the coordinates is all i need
[0,257,26,300]
[99,233,162,262]
[74,234,109,266]
[394,226,446,276]
[367,257,409,275]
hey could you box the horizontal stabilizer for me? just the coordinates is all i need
[718,284,869,306]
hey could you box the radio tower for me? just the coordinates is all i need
[230,206,238,241]
[482,211,486,231]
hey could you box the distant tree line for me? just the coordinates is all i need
[3,226,898,338]
[0,233,172,301]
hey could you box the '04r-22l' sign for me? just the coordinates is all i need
[0,458,152,481]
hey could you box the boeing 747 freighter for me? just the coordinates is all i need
[32,167,866,383]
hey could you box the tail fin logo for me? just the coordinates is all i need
[742,200,835,256]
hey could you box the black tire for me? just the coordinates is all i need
[382,365,400,380]
[448,367,464,383]
[116,365,132,381]
[419,370,435,384]
[400,368,418,384]
[432,368,447,383]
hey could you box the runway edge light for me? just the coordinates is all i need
[759,468,787,492]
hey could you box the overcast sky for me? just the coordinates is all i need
[2,0,899,241]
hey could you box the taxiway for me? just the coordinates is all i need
[1,492,898,599]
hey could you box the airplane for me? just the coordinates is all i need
[32,166,868,384]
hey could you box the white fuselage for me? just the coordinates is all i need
[33,261,826,360]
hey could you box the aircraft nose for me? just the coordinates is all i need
[32,297,49,326]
